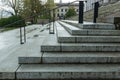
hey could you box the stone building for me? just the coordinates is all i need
[55,0,79,19]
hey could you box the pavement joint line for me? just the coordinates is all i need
[41,52,44,64]
[15,64,21,80]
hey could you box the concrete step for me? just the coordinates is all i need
[62,20,115,30]
[41,34,60,52]
[19,52,120,64]
[41,32,120,52]
[58,35,120,43]
[19,53,42,64]
[57,22,120,43]
[42,52,120,64]
[41,42,120,52]
[56,21,77,43]
[59,21,120,36]
[16,64,120,80]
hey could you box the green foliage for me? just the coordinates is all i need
[0,16,26,28]
[65,7,77,18]
[22,0,43,23]
[43,0,56,19]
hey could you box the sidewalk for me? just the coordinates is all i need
[0,24,49,79]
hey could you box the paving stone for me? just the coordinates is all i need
[0,25,48,79]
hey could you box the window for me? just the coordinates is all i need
[61,13,63,16]
[61,9,63,12]
[57,14,59,17]
[65,9,67,12]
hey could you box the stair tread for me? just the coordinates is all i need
[61,43,120,46]
[43,52,120,57]
[63,20,114,25]
[17,64,120,72]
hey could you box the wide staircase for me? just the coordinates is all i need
[16,20,120,80]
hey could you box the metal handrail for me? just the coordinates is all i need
[1,0,80,44]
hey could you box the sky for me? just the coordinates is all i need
[54,0,76,3]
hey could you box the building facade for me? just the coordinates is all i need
[55,2,79,19]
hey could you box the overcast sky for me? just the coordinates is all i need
[55,0,76,3]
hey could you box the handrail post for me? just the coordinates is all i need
[93,2,99,23]
[52,9,55,34]
[79,1,84,24]
[24,26,26,43]
[49,10,51,34]
[20,26,24,44]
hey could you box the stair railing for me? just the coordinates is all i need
[1,0,82,44]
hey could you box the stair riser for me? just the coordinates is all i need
[63,21,115,30]
[82,25,115,30]
[19,57,41,64]
[72,30,120,36]
[43,57,120,64]
[0,72,15,80]
[58,37,120,43]
[17,72,120,80]
[19,57,120,64]
[41,46,120,52]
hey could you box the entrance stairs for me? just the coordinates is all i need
[17,20,120,80]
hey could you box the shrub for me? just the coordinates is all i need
[65,7,77,18]
[0,16,26,28]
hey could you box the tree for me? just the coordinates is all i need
[65,7,77,18]
[22,0,43,23]
[44,0,56,19]
[1,0,22,16]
